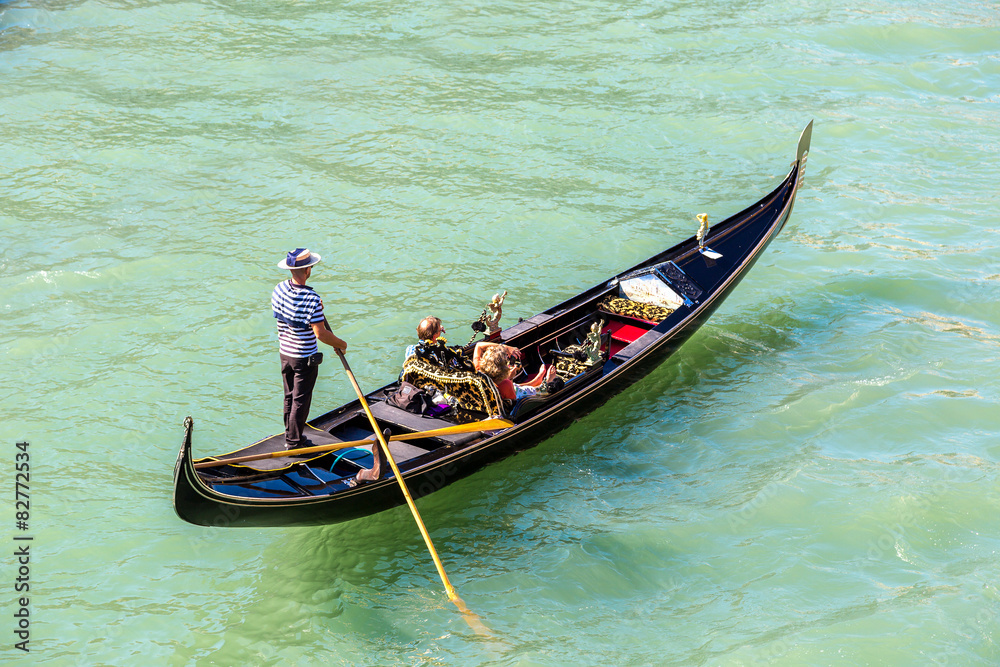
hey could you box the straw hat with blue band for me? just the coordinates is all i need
[277,248,322,270]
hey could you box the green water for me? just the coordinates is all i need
[3,0,999,664]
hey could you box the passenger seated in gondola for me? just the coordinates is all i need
[475,344,557,402]
[404,316,523,372]
[471,339,522,372]
[403,316,472,370]
[404,316,444,361]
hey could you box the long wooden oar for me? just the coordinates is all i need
[194,418,512,470]
[335,350,484,626]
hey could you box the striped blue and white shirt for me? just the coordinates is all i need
[271,280,326,358]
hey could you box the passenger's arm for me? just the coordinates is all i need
[472,342,487,371]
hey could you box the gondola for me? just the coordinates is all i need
[173,121,813,528]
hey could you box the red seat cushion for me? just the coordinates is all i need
[606,321,648,344]
[605,321,651,357]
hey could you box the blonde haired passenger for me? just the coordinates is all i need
[476,344,555,402]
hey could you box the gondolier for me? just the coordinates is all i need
[272,248,348,450]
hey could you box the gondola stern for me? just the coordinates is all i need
[172,416,195,490]
[172,416,213,527]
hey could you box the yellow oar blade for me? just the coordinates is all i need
[391,418,514,442]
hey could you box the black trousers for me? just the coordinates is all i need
[280,354,319,447]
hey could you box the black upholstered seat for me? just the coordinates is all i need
[368,401,483,447]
